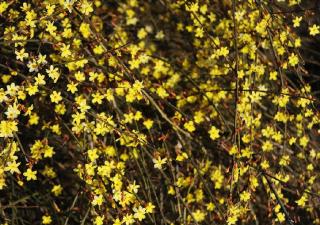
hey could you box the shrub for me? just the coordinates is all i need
[0,0,320,224]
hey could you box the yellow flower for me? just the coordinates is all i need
[94,216,104,225]
[133,206,146,221]
[209,126,220,140]
[0,120,18,138]
[51,124,61,135]
[43,145,55,158]
[292,16,302,28]
[134,111,142,121]
[92,92,104,104]
[35,73,46,86]
[128,181,140,194]
[261,160,270,169]
[152,156,167,170]
[206,202,215,211]
[227,215,238,225]
[145,202,155,213]
[80,22,91,38]
[74,71,86,82]
[195,27,204,38]
[55,103,66,115]
[15,48,29,61]
[37,53,47,65]
[51,184,63,196]
[2,75,11,84]
[176,152,188,161]
[156,86,169,98]
[217,47,229,57]
[168,186,175,195]
[155,30,165,40]
[60,44,71,58]
[93,45,105,55]
[211,167,224,189]
[42,215,52,224]
[26,84,39,96]
[42,166,56,179]
[288,53,298,67]
[113,218,121,225]
[105,89,114,101]
[187,2,199,12]
[309,24,320,36]
[229,145,238,155]
[46,21,57,35]
[192,209,206,222]
[143,119,153,129]
[137,28,147,39]
[184,121,195,132]
[46,4,55,16]
[0,2,9,14]
[299,135,309,148]
[88,148,99,162]
[80,0,94,15]
[122,214,134,225]
[5,103,20,119]
[29,113,39,125]
[240,191,251,202]
[276,212,285,223]
[23,168,37,181]
[295,38,301,47]
[50,91,62,103]
[262,140,273,152]
[46,65,60,83]
[5,161,21,174]
[194,111,204,124]
[92,195,104,206]
[269,71,277,80]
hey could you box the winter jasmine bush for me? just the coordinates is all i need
[0,0,320,224]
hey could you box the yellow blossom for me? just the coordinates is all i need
[46,65,60,83]
[60,44,71,58]
[288,53,299,67]
[145,202,155,213]
[309,24,320,36]
[50,91,62,103]
[293,16,302,27]
[153,156,167,170]
[184,121,195,132]
[192,209,206,222]
[51,184,63,196]
[133,206,146,221]
[209,126,220,140]
[42,215,52,225]
[23,168,37,181]
[0,120,18,138]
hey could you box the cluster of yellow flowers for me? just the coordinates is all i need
[0,0,320,224]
